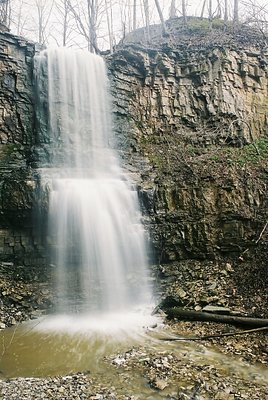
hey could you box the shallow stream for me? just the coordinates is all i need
[0,314,267,399]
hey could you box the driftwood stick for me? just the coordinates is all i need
[255,219,268,244]
[239,219,268,258]
[165,308,268,327]
[160,326,268,342]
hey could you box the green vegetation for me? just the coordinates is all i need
[260,172,268,181]
[223,138,268,166]
[195,138,268,167]
[186,18,227,33]
[139,130,268,186]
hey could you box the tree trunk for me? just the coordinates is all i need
[182,0,187,25]
[133,0,137,30]
[105,0,113,53]
[170,0,176,19]
[87,0,98,53]
[233,0,239,24]
[200,0,206,19]
[62,0,68,46]
[208,0,213,29]
[143,0,150,42]
[154,0,167,35]
[217,0,222,18]
[224,0,228,29]
[164,308,268,328]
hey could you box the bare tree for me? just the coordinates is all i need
[34,0,54,45]
[53,0,74,46]
[67,0,100,52]
[154,0,167,34]
[117,0,131,40]
[133,0,137,30]
[170,0,176,18]
[208,0,213,21]
[201,0,207,18]
[0,0,10,27]
[182,0,187,25]
[216,0,222,18]
[233,0,239,24]
[104,0,113,52]
[9,0,30,35]
[224,0,228,27]
[143,0,150,41]
[242,0,268,36]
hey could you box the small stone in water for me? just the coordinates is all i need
[112,356,126,366]
[154,379,168,390]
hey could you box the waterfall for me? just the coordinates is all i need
[35,48,153,315]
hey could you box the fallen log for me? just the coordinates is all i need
[160,326,268,342]
[165,308,268,328]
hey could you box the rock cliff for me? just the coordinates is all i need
[108,20,268,265]
[0,20,266,318]
[0,21,267,283]
[0,32,44,265]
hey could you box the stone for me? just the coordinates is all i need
[153,379,168,390]
[176,288,187,298]
[158,295,185,311]
[208,281,217,290]
[226,263,234,272]
[202,305,231,314]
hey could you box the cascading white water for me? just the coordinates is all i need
[35,48,153,316]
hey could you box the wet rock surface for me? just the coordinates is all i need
[0,32,46,266]
[0,262,53,328]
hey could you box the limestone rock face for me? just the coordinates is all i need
[109,43,268,148]
[0,32,44,265]
[108,27,268,261]
[0,33,36,144]
[0,25,267,267]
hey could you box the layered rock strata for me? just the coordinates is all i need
[0,23,267,270]
[0,32,44,264]
[108,24,268,262]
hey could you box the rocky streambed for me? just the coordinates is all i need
[0,326,267,400]
[0,261,267,400]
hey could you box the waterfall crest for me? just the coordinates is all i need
[35,48,153,314]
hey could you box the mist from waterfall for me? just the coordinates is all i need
[35,48,153,316]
